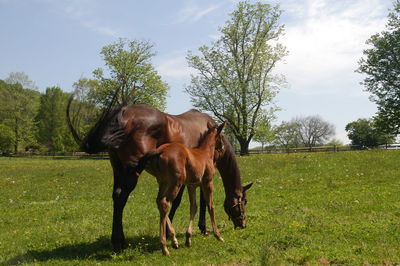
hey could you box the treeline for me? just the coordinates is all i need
[0,39,169,154]
[0,76,78,153]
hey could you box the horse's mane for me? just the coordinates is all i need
[217,136,242,190]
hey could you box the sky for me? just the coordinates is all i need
[0,0,394,144]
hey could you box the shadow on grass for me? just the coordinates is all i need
[4,235,160,265]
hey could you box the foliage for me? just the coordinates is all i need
[293,115,335,147]
[326,138,344,146]
[186,1,287,155]
[274,121,301,149]
[4,71,38,91]
[36,87,78,151]
[253,109,276,149]
[0,124,15,152]
[91,38,168,110]
[357,1,400,134]
[0,77,40,152]
[1,151,400,264]
[345,118,395,147]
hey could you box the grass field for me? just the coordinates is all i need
[1,150,400,265]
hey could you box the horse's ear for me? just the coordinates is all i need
[243,182,253,191]
[217,121,226,135]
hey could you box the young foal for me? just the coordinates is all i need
[141,122,226,255]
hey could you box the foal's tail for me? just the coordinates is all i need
[138,151,163,172]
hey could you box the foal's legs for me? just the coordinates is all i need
[185,185,197,247]
[110,154,139,253]
[167,185,185,237]
[198,189,207,234]
[201,181,224,242]
[157,185,181,255]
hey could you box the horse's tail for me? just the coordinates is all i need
[66,85,126,154]
[66,94,82,146]
[138,151,162,172]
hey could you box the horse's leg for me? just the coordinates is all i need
[110,154,139,253]
[166,216,179,249]
[185,185,197,247]
[167,184,182,249]
[198,188,207,235]
[167,185,185,237]
[157,184,181,255]
[157,195,170,256]
[202,181,224,242]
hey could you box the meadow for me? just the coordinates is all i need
[1,150,400,265]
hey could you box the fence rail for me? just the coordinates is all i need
[3,144,399,158]
[245,144,400,155]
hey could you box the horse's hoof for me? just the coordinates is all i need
[185,238,192,247]
[112,239,128,254]
[112,243,123,254]
[215,235,224,242]
[162,248,170,256]
[172,241,179,249]
[202,231,209,236]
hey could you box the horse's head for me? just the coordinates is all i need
[224,182,253,229]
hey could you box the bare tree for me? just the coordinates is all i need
[293,115,335,147]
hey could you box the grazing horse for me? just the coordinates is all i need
[67,102,252,253]
[141,122,226,255]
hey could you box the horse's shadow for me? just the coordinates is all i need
[4,235,161,265]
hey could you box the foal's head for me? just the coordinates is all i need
[201,122,226,156]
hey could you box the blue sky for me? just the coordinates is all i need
[0,0,394,144]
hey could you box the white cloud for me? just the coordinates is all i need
[175,3,219,23]
[276,0,390,96]
[37,0,121,37]
[156,53,196,81]
[82,21,119,38]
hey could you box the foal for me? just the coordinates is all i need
[141,122,226,255]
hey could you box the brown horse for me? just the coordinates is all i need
[141,122,226,255]
[67,103,252,253]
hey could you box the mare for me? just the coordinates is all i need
[140,122,226,255]
[67,102,252,253]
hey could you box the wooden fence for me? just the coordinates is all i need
[245,145,363,155]
[3,144,399,158]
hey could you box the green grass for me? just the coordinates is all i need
[1,150,400,265]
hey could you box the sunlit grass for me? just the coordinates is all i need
[1,150,400,265]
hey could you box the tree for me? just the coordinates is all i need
[274,121,300,151]
[0,77,39,152]
[357,1,400,135]
[253,109,275,150]
[294,115,335,147]
[0,124,14,153]
[91,38,168,110]
[186,1,287,155]
[5,72,38,91]
[345,118,395,148]
[36,87,78,151]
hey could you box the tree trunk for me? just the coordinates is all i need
[238,138,249,156]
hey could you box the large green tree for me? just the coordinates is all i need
[36,87,77,151]
[357,0,400,135]
[345,118,395,148]
[0,75,39,152]
[253,109,276,150]
[90,38,168,110]
[186,1,287,155]
[274,121,301,151]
